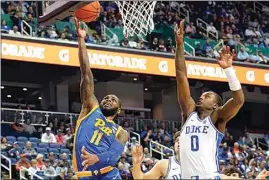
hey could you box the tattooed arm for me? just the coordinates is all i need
[74,17,98,119]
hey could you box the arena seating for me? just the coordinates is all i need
[1,1,269,179]
[1,1,269,64]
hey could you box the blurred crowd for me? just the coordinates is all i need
[1,1,269,65]
[1,114,269,179]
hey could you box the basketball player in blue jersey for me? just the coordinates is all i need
[174,20,245,179]
[72,17,129,180]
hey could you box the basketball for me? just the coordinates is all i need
[74,1,101,22]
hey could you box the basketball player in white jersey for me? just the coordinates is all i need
[132,131,182,179]
[174,20,245,179]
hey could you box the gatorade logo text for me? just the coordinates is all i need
[187,64,226,78]
[2,43,45,59]
[159,61,168,73]
[88,53,147,70]
[246,71,255,82]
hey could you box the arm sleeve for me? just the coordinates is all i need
[96,139,125,167]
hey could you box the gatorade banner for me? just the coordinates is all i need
[1,38,269,87]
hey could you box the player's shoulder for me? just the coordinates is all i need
[78,105,101,120]
[115,126,129,144]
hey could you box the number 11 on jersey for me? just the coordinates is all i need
[90,130,103,145]
[191,135,199,151]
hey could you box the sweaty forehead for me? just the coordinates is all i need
[103,94,118,100]
[201,92,214,97]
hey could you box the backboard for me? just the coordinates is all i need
[37,1,89,26]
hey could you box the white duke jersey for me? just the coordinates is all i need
[163,156,182,180]
[179,112,224,179]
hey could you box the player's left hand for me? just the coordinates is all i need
[217,46,235,69]
[81,146,99,171]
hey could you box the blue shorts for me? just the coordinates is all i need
[78,168,121,180]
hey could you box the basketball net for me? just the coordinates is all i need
[115,1,157,37]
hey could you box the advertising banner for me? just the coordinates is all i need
[2,38,269,87]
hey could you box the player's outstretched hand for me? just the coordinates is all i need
[174,19,185,46]
[81,146,99,171]
[217,45,234,69]
[74,17,87,38]
[255,169,269,180]
[131,144,144,165]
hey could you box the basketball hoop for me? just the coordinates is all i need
[115,1,157,37]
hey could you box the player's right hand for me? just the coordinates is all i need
[131,144,144,164]
[74,17,87,38]
[174,19,185,46]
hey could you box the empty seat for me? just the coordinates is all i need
[10,158,17,165]
[48,148,59,155]
[49,144,61,149]
[38,143,49,148]
[7,140,15,145]
[17,136,28,142]
[60,144,66,148]
[1,151,8,156]
[60,148,71,154]
[31,142,37,148]
[29,137,40,143]
[17,141,25,147]
[6,136,16,142]
[37,148,48,154]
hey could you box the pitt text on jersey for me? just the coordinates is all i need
[90,118,113,146]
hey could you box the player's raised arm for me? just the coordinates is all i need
[214,46,244,132]
[74,17,98,118]
[132,145,164,179]
[174,20,196,122]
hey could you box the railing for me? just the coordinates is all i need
[1,154,12,179]
[21,20,33,37]
[101,23,118,41]
[149,140,175,159]
[236,42,246,54]
[20,166,44,180]
[196,18,218,41]
[184,41,195,56]
[129,131,141,145]
[213,39,224,52]
[170,2,190,23]
[256,138,269,150]
[1,108,79,125]
[179,6,190,23]
[118,117,180,135]
[254,2,269,14]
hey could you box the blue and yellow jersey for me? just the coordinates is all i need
[72,105,121,172]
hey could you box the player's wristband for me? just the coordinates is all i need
[224,67,241,91]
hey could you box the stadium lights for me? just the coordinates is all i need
[1,86,4,89]
[38,97,42,100]
[7,95,11,98]
[23,88,27,91]
[144,88,148,91]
